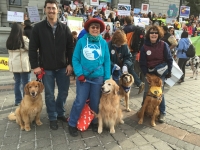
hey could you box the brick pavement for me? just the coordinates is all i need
[0,69,200,150]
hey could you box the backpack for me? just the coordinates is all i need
[185,44,196,58]
[130,26,145,53]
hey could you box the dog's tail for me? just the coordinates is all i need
[8,112,16,120]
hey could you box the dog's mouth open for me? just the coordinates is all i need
[30,92,38,98]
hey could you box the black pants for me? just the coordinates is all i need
[178,58,189,81]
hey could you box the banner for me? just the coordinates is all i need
[7,11,24,22]
[90,0,99,6]
[118,4,131,16]
[190,36,200,56]
[134,17,149,28]
[0,57,9,70]
[180,6,190,18]
[67,16,83,36]
[27,6,40,22]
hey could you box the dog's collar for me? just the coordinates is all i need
[122,85,131,93]
[147,94,162,100]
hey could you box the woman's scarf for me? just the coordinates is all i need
[88,34,100,42]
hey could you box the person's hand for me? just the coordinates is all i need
[66,65,73,76]
[114,64,120,70]
[34,67,42,75]
[78,75,86,82]
[122,65,128,74]
[165,72,171,79]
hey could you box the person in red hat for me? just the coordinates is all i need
[68,18,111,137]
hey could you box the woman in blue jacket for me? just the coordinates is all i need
[176,31,190,83]
[68,18,111,137]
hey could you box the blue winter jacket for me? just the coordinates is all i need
[176,38,190,59]
[72,33,111,81]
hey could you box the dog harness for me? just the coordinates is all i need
[122,85,131,93]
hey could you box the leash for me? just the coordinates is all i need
[85,79,102,85]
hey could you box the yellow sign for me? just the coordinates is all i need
[0,57,9,70]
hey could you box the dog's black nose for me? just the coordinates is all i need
[31,92,36,96]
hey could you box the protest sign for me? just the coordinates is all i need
[7,11,24,22]
[174,30,183,40]
[67,16,83,36]
[134,17,149,28]
[118,4,131,16]
[27,6,40,22]
[190,36,200,56]
[166,18,176,24]
[90,0,99,6]
[0,57,9,70]
[180,6,190,18]
[134,8,140,15]
[165,59,183,87]
[141,3,149,14]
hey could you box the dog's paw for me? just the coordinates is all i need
[98,128,102,134]
[120,120,124,124]
[126,108,131,112]
[138,119,143,124]
[110,129,115,134]
[20,126,25,130]
[36,121,43,126]
[151,122,156,127]
[25,126,31,131]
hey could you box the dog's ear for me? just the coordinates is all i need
[24,82,30,95]
[38,82,44,93]
[114,82,119,95]
[156,77,162,87]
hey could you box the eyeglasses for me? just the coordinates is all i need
[150,32,158,34]
[90,26,100,30]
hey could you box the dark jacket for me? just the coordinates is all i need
[139,39,173,76]
[29,19,73,70]
[108,41,133,70]
[24,25,33,39]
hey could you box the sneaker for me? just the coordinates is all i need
[50,120,58,130]
[57,116,68,122]
[138,82,145,94]
[90,123,98,132]
[68,125,78,137]
[158,113,165,123]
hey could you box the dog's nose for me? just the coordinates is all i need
[31,92,36,96]
[101,87,104,91]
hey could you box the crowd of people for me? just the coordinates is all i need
[7,0,199,137]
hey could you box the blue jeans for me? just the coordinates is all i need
[42,68,70,121]
[13,72,31,104]
[68,76,103,127]
[131,53,142,86]
[142,76,166,114]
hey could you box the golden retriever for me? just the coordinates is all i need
[137,74,163,126]
[119,73,134,112]
[8,81,44,131]
[97,79,124,134]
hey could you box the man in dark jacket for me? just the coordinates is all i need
[29,0,73,130]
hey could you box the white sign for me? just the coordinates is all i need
[166,18,176,24]
[90,0,99,6]
[67,16,83,36]
[7,11,24,22]
[134,17,149,28]
[27,6,40,22]
[174,30,183,40]
[165,59,183,87]
[118,4,131,16]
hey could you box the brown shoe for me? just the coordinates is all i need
[138,82,144,94]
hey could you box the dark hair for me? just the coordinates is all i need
[162,26,168,32]
[181,31,188,38]
[71,31,77,36]
[44,0,58,8]
[6,23,24,50]
[145,25,164,40]
[124,16,132,24]
[104,32,111,39]
[24,20,31,26]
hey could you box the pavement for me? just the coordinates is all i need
[0,65,200,150]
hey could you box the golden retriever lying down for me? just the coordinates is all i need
[119,73,134,112]
[8,81,44,131]
[137,74,163,127]
[97,79,124,134]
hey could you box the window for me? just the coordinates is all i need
[9,0,21,6]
